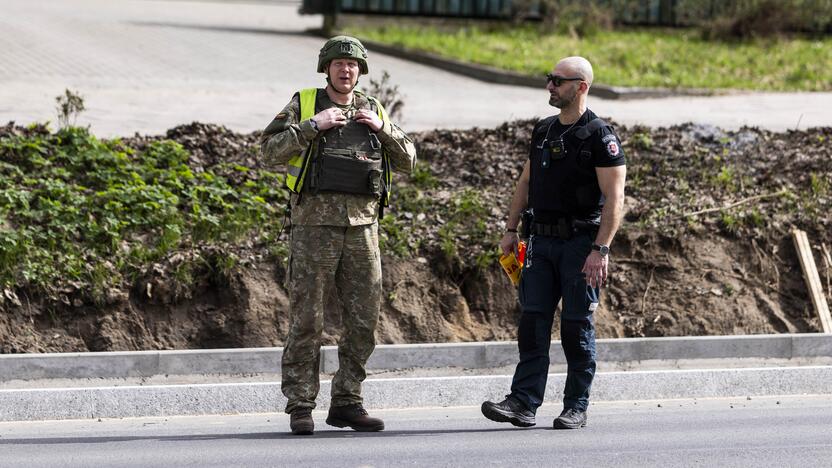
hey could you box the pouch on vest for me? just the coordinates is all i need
[313,148,383,196]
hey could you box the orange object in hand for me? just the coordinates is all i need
[517,241,527,265]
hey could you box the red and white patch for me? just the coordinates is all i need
[606,140,620,156]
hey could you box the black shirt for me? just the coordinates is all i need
[527,109,625,224]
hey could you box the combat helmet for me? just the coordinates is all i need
[317,36,369,75]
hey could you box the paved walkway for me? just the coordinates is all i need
[2,0,831,137]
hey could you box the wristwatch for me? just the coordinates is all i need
[592,244,610,257]
[309,118,319,132]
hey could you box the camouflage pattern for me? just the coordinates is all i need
[260,89,416,226]
[281,224,382,412]
[260,88,416,414]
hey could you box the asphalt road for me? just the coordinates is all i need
[2,0,831,136]
[1,395,831,467]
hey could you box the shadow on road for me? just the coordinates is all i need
[0,427,546,444]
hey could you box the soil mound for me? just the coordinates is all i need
[1,120,830,353]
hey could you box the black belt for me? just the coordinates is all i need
[531,219,598,239]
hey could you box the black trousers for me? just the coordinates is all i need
[509,233,599,412]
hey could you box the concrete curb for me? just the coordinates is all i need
[2,366,830,421]
[3,334,830,382]
[324,32,723,100]
[2,335,830,421]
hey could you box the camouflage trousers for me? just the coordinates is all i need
[281,223,382,414]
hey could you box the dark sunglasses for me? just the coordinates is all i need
[545,74,583,86]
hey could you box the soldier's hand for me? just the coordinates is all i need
[354,109,383,132]
[312,108,347,131]
[582,251,608,289]
[500,232,518,257]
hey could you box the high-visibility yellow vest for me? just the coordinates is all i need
[286,88,393,206]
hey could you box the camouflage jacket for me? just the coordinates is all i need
[260,89,417,226]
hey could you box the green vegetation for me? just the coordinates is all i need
[623,125,831,240]
[630,132,654,151]
[437,188,491,265]
[695,0,832,39]
[345,25,832,91]
[719,211,740,235]
[0,125,288,301]
[379,170,500,270]
[410,162,439,189]
[714,166,737,192]
[810,172,829,197]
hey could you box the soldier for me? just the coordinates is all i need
[481,56,626,430]
[260,36,417,435]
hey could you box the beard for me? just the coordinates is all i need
[549,86,577,108]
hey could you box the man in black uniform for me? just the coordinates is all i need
[481,56,626,429]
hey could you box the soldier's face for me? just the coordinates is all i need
[328,59,360,93]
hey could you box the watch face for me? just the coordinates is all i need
[593,244,610,256]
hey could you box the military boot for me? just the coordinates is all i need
[326,404,385,432]
[481,396,536,427]
[289,408,314,435]
[553,408,587,429]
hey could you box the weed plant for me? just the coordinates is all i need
[364,70,405,121]
[55,89,85,129]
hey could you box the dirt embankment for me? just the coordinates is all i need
[1,121,830,353]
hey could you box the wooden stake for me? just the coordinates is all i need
[822,243,831,297]
[792,229,832,333]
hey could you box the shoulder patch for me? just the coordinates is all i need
[601,134,617,144]
[605,137,620,157]
[263,113,290,135]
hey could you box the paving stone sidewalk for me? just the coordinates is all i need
[1,0,830,137]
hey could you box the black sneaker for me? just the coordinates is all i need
[481,396,536,427]
[553,408,587,429]
[289,408,314,435]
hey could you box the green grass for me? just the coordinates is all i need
[346,25,832,91]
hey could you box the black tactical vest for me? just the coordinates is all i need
[528,113,610,223]
[307,91,384,197]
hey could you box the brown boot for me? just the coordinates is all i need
[289,408,314,435]
[326,404,384,432]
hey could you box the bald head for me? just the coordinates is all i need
[556,56,594,87]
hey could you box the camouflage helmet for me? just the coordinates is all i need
[317,35,369,75]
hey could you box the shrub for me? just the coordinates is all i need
[55,89,85,129]
[539,0,614,37]
[365,70,405,121]
[694,0,832,39]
